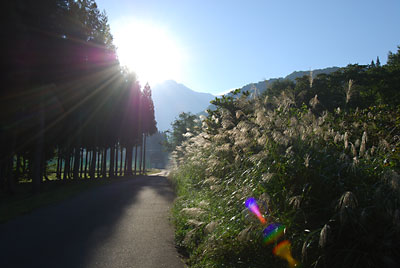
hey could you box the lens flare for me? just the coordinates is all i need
[245,197,266,224]
[244,196,301,267]
[263,223,285,244]
[273,240,299,268]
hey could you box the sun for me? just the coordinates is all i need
[113,19,184,86]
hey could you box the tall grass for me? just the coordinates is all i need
[170,92,400,268]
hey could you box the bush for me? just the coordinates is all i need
[171,91,400,268]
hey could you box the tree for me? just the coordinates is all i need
[140,83,157,172]
[387,46,400,67]
[165,112,201,151]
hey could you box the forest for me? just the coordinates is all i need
[170,48,400,268]
[0,0,157,195]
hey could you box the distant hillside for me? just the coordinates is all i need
[234,66,340,98]
[284,67,340,81]
[151,80,215,131]
[152,68,341,128]
[201,67,340,115]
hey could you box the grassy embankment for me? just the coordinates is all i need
[170,93,399,268]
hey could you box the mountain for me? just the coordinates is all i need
[151,80,215,131]
[284,67,340,81]
[200,67,341,115]
[151,67,340,130]
[232,67,340,98]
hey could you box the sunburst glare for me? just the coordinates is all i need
[113,19,185,85]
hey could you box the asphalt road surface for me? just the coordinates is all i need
[0,175,185,268]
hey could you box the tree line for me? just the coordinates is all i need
[0,0,157,194]
[262,48,400,112]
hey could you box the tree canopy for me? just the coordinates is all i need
[0,0,157,193]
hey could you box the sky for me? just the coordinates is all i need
[96,0,400,95]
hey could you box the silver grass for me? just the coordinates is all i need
[355,138,360,148]
[183,132,194,138]
[345,79,354,104]
[338,191,358,224]
[379,139,391,152]
[236,110,245,119]
[334,133,341,144]
[344,132,349,149]
[285,146,294,158]
[304,154,310,168]
[351,143,357,157]
[302,241,309,261]
[221,119,234,129]
[359,131,368,157]
[216,143,231,153]
[289,195,302,209]
[261,173,274,183]
[309,94,320,109]
[337,191,358,211]
[319,224,331,248]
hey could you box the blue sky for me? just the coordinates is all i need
[96,0,400,95]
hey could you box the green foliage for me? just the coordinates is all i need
[170,87,400,267]
[261,49,400,112]
[387,46,400,67]
[165,112,201,152]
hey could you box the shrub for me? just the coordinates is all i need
[171,91,400,268]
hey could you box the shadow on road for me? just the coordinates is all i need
[0,175,179,268]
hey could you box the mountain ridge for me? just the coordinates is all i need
[151,67,340,131]
[151,80,215,131]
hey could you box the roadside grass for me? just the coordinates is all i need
[0,177,122,223]
[170,94,400,267]
[146,168,162,175]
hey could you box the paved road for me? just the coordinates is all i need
[0,175,185,268]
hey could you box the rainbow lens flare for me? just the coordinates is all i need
[273,240,299,268]
[245,197,266,224]
[263,223,285,244]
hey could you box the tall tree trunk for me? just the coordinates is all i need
[114,145,119,177]
[126,146,133,176]
[32,100,45,192]
[142,135,147,174]
[73,146,80,180]
[96,150,101,177]
[56,149,61,180]
[22,157,27,178]
[119,147,123,176]
[139,141,143,175]
[63,149,70,180]
[69,154,74,179]
[124,148,128,176]
[109,146,115,178]
[84,149,89,179]
[15,154,21,185]
[134,145,138,175]
[89,149,96,179]
[80,148,84,178]
[43,160,49,181]
[28,158,33,182]
[102,148,107,178]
